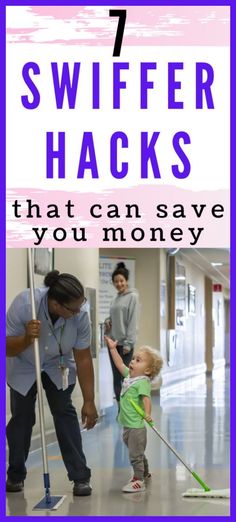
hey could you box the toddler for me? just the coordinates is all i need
[105,336,163,493]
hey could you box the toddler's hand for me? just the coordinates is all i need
[144,414,153,423]
[104,336,118,351]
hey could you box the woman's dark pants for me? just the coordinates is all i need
[6,372,91,483]
[108,345,133,402]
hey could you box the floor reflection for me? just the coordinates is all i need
[6,369,230,516]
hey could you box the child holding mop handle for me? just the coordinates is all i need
[105,336,163,493]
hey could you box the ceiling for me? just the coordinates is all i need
[177,248,230,291]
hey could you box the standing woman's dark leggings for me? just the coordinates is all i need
[108,345,134,403]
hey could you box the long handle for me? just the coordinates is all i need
[129,399,211,492]
[27,249,49,477]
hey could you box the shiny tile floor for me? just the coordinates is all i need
[6,368,230,516]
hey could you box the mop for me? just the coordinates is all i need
[28,249,66,510]
[129,399,230,499]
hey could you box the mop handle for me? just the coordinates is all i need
[129,399,211,492]
[28,249,49,476]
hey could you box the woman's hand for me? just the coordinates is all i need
[81,400,99,430]
[104,319,112,333]
[104,336,118,351]
[7,321,41,357]
[123,345,131,354]
[25,320,41,344]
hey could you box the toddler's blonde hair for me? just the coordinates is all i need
[138,346,163,380]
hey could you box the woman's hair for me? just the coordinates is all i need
[139,346,163,380]
[112,262,129,282]
[44,270,84,305]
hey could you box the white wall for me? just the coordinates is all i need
[55,249,99,290]
[6,249,28,307]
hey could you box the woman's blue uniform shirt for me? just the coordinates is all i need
[6,287,91,396]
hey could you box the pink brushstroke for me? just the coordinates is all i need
[6,185,229,248]
[6,6,229,46]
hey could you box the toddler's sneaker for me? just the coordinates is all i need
[122,477,146,493]
[144,472,152,481]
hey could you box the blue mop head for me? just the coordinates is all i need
[33,495,66,510]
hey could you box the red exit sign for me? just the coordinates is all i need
[213,284,222,292]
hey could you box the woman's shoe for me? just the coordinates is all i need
[73,480,92,496]
[6,479,24,492]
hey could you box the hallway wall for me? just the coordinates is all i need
[6,249,28,308]
[100,248,161,349]
[212,289,225,367]
[100,249,226,388]
[161,251,206,387]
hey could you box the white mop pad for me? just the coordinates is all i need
[182,488,230,499]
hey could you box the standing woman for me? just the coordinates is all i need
[105,262,139,410]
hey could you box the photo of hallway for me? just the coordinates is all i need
[6,248,230,516]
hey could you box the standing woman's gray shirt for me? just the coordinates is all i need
[109,288,139,349]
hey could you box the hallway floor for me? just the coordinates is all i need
[6,368,230,516]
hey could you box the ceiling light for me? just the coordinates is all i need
[166,248,179,256]
[211,262,223,267]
